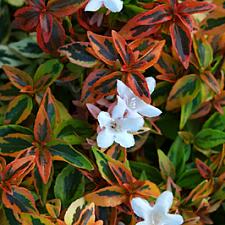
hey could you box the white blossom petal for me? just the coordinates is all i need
[163,214,184,225]
[131,197,152,220]
[103,0,123,12]
[154,191,173,213]
[112,96,127,119]
[118,116,144,132]
[146,77,156,94]
[85,0,103,11]
[97,111,112,128]
[117,80,134,100]
[114,131,135,148]
[137,103,162,118]
[97,129,114,148]
[136,222,149,225]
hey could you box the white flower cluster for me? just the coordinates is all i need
[90,78,162,148]
[131,191,184,225]
[85,0,123,13]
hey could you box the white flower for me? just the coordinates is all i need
[97,96,144,148]
[85,0,123,12]
[131,191,184,225]
[117,78,162,118]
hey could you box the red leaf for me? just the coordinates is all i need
[39,13,53,43]
[132,40,165,71]
[88,31,118,66]
[48,0,87,17]
[29,0,45,8]
[34,101,52,144]
[90,71,123,102]
[119,5,172,40]
[200,71,221,94]
[112,30,135,66]
[81,69,111,102]
[108,161,135,186]
[3,156,34,186]
[37,17,66,54]
[190,102,211,119]
[178,1,215,14]
[35,148,52,184]
[177,14,194,31]
[127,72,151,103]
[170,21,192,69]
[2,186,38,214]
[12,7,40,31]
[196,159,212,179]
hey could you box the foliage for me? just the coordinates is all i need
[0,0,224,224]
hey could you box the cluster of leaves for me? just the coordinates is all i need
[0,0,225,224]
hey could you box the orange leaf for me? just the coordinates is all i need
[85,186,126,207]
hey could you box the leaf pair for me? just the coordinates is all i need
[0,88,93,195]
[120,0,215,68]
[0,156,38,216]
[85,148,160,208]
[12,0,86,53]
[60,31,165,103]
[2,59,63,125]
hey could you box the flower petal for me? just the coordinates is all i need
[136,222,149,225]
[114,131,135,148]
[146,77,156,94]
[163,214,184,225]
[118,116,144,132]
[103,0,123,12]
[85,0,103,12]
[117,80,134,101]
[131,197,152,220]
[97,111,112,128]
[97,129,114,148]
[154,191,173,213]
[137,101,162,118]
[112,96,127,119]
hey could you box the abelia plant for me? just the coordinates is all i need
[0,0,224,224]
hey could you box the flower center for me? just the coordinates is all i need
[110,121,121,132]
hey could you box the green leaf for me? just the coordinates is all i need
[0,125,33,154]
[152,81,172,107]
[3,207,20,225]
[92,147,118,184]
[55,119,93,145]
[0,82,19,101]
[177,169,203,188]
[130,161,162,184]
[59,42,98,68]
[157,149,175,180]
[4,94,33,124]
[0,45,26,68]
[0,5,10,43]
[168,136,191,177]
[194,128,225,149]
[21,213,54,225]
[180,101,193,130]
[2,186,38,214]
[34,166,53,205]
[166,74,200,110]
[33,59,63,91]
[9,37,44,59]
[2,65,33,90]
[54,165,84,208]
[193,35,213,69]
[49,142,93,171]
[203,108,225,131]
